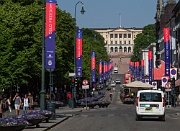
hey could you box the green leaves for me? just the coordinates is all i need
[131,24,156,62]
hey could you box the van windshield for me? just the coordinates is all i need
[140,92,162,102]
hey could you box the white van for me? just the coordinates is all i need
[135,90,165,121]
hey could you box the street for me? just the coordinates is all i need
[50,74,180,131]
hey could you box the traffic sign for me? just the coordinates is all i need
[161,77,169,87]
[82,79,88,86]
[152,81,157,90]
[170,68,177,80]
[165,82,172,89]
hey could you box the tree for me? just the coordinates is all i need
[131,24,156,62]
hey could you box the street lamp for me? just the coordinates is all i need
[72,1,85,108]
[40,0,45,110]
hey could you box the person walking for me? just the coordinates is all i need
[22,94,30,114]
[1,94,11,118]
[109,91,113,101]
[28,92,34,112]
[13,92,22,115]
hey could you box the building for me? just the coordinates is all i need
[91,27,143,54]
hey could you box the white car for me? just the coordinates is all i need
[115,79,121,84]
[110,81,116,87]
[135,90,165,121]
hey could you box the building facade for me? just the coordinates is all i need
[91,28,143,53]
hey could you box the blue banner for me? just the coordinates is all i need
[98,60,102,84]
[164,28,170,76]
[91,51,96,82]
[148,51,152,83]
[45,0,56,69]
[76,29,82,77]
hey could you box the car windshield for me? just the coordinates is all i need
[139,92,162,102]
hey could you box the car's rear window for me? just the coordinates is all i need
[139,92,162,102]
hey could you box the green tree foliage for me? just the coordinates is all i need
[0,2,42,89]
[131,24,156,62]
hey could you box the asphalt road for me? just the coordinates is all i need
[50,75,180,131]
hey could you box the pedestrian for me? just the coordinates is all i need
[1,94,11,118]
[109,91,113,101]
[0,96,3,118]
[13,92,22,115]
[67,92,72,107]
[28,92,34,112]
[22,94,30,114]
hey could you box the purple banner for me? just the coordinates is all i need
[164,28,170,76]
[91,51,96,82]
[45,0,56,69]
[98,60,102,84]
[148,50,152,83]
[76,29,82,77]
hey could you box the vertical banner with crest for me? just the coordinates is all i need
[141,60,145,82]
[45,0,56,69]
[76,29,82,77]
[148,50,152,83]
[98,60,102,84]
[164,28,170,76]
[91,51,96,82]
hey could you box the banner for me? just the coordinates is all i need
[91,51,96,82]
[103,62,106,80]
[148,50,152,83]
[98,60,102,83]
[45,0,56,69]
[164,28,170,76]
[76,29,82,77]
[141,60,145,82]
[136,62,140,80]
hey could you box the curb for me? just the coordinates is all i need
[43,116,70,131]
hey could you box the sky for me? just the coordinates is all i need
[56,0,158,29]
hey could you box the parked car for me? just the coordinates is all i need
[135,90,165,121]
[115,79,121,84]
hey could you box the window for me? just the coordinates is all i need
[115,34,118,38]
[119,41,122,44]
[119,34,122,38]
[106,41,108,44]
[110,47,113,52]
[124,47,127,52]
[128,47,131,52]
[128,34,131,38]
[124,41,126,44]
[115,47,118,52]
[111,41,113,44]
[110,34,113,38]
[128,41,131,44]
[124,34,127,38]
[115,41,117,44]
[140,93,162,102]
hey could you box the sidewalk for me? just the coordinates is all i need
[4,106,83,131]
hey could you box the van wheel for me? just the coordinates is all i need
[136,115,141,121]
[159,115,165,121]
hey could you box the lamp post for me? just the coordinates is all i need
[40,0,45,110]
[72,1,85,108]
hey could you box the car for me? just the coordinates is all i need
[115,79,121,84]
[135,90,165,121]
[110,81,116,87]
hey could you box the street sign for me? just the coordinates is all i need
[82,85,89,89]
[152,81,157,90]
[82,79,88,86]
[165,82,172,89]
[161,77,169,87]
[170,68,177,80]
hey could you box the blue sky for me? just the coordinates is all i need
[57,0,158,28]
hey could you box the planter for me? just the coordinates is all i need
[0,125,27,131]
[27,119,43,127]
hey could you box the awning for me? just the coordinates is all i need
[175,79,180,87]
